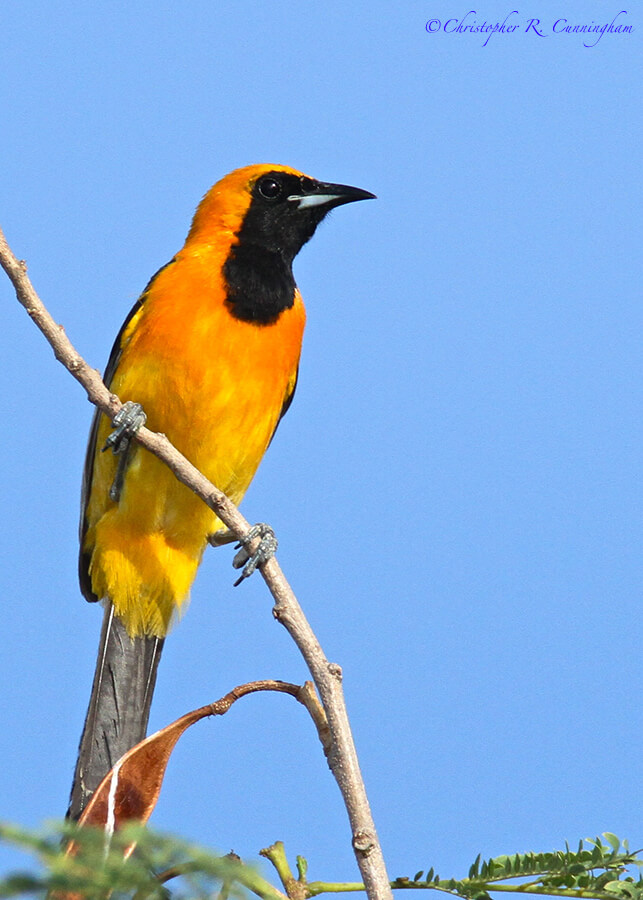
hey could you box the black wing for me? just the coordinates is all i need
[78,260,175,601]
[267,365,299,449]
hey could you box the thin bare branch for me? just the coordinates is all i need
[0,226,393,900]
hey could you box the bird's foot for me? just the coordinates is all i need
[103,401,147,453]
[232,523,278,586]
[102,401,147,502]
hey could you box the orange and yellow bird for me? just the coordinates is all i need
[68,164,374,818]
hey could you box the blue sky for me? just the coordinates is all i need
[0,0,640,890]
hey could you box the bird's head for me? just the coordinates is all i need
[187,164,375,263]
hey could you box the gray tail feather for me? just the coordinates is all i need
[67,603,164,820]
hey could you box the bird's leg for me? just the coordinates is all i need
[232,523,278,586]
[102,400,147,502]
[207,529,237,548]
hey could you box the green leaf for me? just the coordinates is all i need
[603,881,637,898]
[605,834,622,853]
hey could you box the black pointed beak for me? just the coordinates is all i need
[290,180,376,210]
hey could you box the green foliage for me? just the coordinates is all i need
[0,822,266,900]
[393,835,643,900]
[0,824,641,900]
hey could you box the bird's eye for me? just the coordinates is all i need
[300,176,316,193]
[257,176,282,200]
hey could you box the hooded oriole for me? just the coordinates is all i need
[68,164,374,818]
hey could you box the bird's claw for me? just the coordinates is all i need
[102,401,147,502]
[232,523,278,586]
[103,401,147,454]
